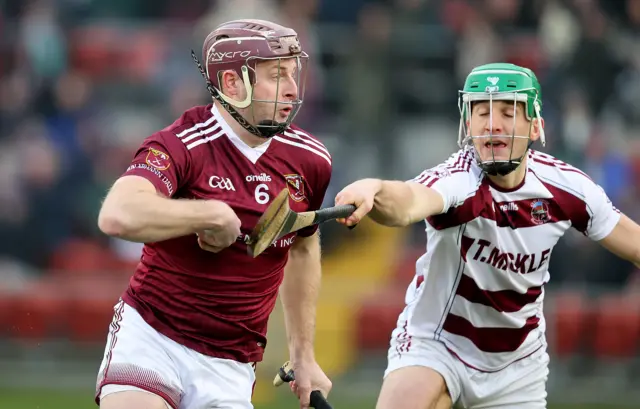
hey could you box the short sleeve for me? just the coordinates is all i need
[582,181,621,241]
[410,149,477,214]
[123,131,190,197]
[297,161,333,237]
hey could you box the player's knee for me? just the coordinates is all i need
[376,366,451,409]
[100,390,171,409]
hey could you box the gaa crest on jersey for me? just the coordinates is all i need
[531,199,550,225]
[146,148,171,171]
[284,174,305,202]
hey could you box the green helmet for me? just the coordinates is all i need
[457,63,546,176]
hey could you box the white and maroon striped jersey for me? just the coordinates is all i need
[398,146,620,372]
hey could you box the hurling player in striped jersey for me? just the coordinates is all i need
[336,63,640,409]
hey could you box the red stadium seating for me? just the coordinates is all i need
[0,291,17,337]
[548,291,591,357]
[392,248,424,286]
[352,247,421,352]
[64,296,117,343]
[48,239,120,274]
[61,276,123,343]
[2,273,124,344]
[354,285,406,351]
[591,293,640,358]
[47,238,137,282]
[6,280,68,342]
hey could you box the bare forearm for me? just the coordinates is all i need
[368,180,415,227]
[368,179,445,227]
[280,238,322,360]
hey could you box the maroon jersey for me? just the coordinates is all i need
[119,104,332,363]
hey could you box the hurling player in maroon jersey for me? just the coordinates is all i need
[95,19,332,409]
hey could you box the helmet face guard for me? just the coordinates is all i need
[240,53,308,137]
[457,64,546,176]
[194,19,309,138]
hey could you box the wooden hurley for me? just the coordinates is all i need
[247,188,355,258]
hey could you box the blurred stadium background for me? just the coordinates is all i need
[1,0,640,408]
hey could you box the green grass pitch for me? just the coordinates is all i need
[0,388,633,409]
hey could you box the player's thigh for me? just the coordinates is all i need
[96,300,184,409]
[100,387,170,409]
[465,349,549,409]
[377,366,452,409]
[384,328,463,408]
[471,378,547,409]
[179,351,256,409]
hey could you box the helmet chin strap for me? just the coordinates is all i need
[191,50,285,139]
[479,159,522,176]
[477,140,533,176]
[256,119,288,136]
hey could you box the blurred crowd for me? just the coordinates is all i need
[0,0,639,289]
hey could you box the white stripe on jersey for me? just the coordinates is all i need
[283,130,331,156]
[176,115,217,138]
[273,136,332,165]
[186,128,226,150]
[289,128,325,145]
[181,123,222,144]
[414,149,474,187]
[529,150,590,177]
[449,292,543,329]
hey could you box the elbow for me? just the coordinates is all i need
[392,217,414,228]
[97,179,154,241]
[398,216,414,227]
[98,206,138,239]
[98,210,128,238]
[378,217,411,228]
[392,211,415,227]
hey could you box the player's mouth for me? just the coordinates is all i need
[484,140,508,149]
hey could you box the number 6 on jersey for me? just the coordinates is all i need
[255,184,270,205]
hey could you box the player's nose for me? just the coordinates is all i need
[281,77,298,101]
[485,119,504,136]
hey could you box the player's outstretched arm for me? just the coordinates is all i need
[598,214,640,269]
[98,175,241,243]
[334,178,445,227]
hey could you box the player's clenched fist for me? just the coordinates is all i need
[196,200,242,253]
[334,178,382,227]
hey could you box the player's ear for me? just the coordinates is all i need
[530,117,544,142]
[220,70,243,100]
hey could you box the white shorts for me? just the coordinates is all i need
[385,332,549,409]
[96,299,256,409]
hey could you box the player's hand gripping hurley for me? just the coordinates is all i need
[274,361,334,409]
[247,188,355,257]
